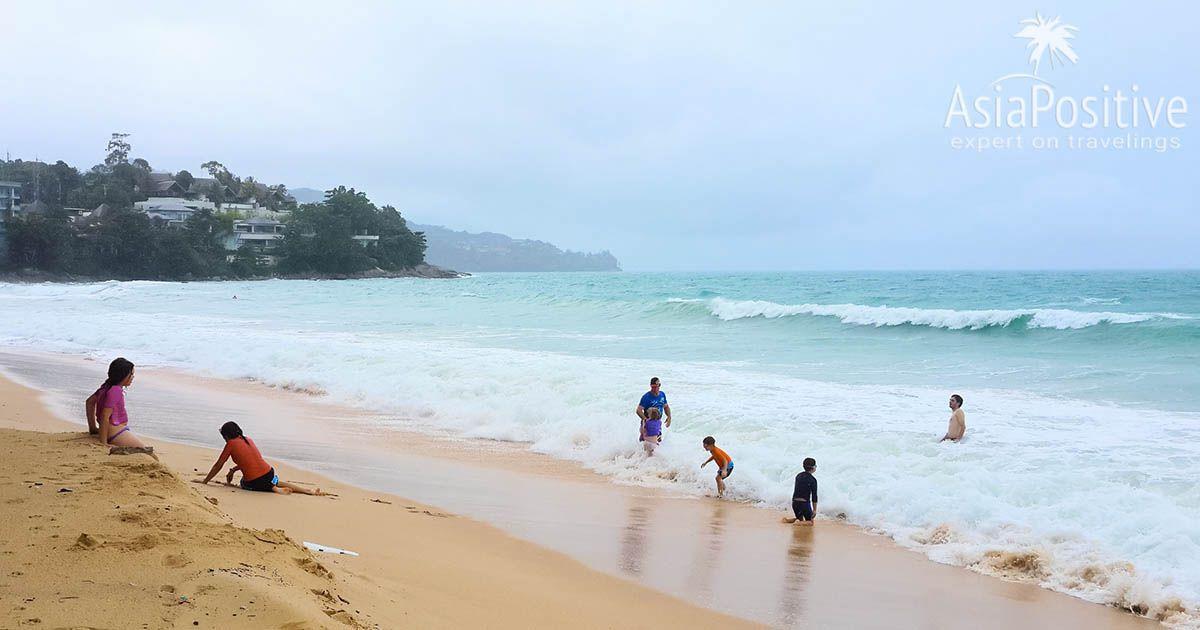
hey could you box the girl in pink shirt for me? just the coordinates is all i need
[85,357,156,459]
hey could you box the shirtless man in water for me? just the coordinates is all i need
[940,394,966,442]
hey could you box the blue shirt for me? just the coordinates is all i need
[639,390,667,414]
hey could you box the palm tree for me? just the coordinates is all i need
[1014,13,1079,76]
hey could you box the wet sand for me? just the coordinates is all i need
[0,349,1162,629]
[0,359,756,629]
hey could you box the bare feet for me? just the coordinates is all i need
[272,486,294,495]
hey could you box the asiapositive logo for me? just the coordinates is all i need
[945,13,1188,152]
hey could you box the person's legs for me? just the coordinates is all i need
[107,430,158,460]
[643,432,660,455]
[794,501,814,525]
[715,472,725,497]
[271,485,293,495]
[276,481,324,496]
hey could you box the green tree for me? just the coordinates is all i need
[183,209,233,271]
[104,133,131,170]
[276,187,426,273]
[201,161,239,190]
[205,181,226,206]
[150,231,206,279]
[278,201,373,274]
[0,159,89,210]
[175,170,195,191]
[4,215,77,271]
[374,205,426,269]
[239,176,259,203]
[228,243,267,278]
[89,208,157,278]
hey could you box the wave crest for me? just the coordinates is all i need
[670,298,1187,330]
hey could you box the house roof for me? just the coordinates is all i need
[153,179,185,194]
[144,202,193,212]
[187,177,233,196]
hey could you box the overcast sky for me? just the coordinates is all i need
[2,1,1197,270]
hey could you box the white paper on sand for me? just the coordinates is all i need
[303,541,360,557]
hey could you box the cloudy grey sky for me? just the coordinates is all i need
[2,1,1197,270]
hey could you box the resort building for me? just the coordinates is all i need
[352,229,379,247]
[0,180,20,214]
[135,196,219,228]
[224,218,286,263]
[0,181,18,259]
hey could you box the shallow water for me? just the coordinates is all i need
[0,351,1161,629]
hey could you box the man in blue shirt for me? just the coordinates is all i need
[636,377,672,449]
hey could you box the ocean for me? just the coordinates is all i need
[6,271,1199,621]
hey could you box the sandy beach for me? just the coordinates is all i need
[0,366,757,629]
[0,349,1167,629]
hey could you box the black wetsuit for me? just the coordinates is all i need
[792,471,818,521]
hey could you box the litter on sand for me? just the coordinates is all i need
[303,541,359,557]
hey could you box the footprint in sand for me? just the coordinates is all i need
[163,553,191,568]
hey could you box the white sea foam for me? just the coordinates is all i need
[676,297,1182,330]
[5,280,1200,626]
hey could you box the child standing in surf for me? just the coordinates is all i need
[701,436,733,498]
[641,407,664,455]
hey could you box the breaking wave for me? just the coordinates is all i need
[672,297,1190,330]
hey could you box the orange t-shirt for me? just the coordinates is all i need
[709,446,731,468]
[219,437,272,481]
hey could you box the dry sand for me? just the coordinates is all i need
[0,372,757,629]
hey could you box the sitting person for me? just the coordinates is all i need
[196,421,323,496]
[85,357,156,459]
[783,457,818,525]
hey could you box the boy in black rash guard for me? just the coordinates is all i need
[784,457,818,525]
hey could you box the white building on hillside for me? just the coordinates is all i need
[0,181,20,214]
[225,218,286,263]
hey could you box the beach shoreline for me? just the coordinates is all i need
[0,364,760,629]
[0,347,1170,628]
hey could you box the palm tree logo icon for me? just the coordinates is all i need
[1014,13,1079,76]
[993,13,1079,87]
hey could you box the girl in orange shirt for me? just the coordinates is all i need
[197,421,324,496]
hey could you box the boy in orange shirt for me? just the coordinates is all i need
[701,436,733,498]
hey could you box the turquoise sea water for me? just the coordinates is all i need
[4,270,1200,622]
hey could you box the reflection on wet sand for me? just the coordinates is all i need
[777,524,814,628]
[619,496,652,576]
[685,501,728,603]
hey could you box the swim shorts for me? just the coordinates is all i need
[241,467,278,492]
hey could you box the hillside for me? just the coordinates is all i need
[410,223,621,272]
[291,188,620,272]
